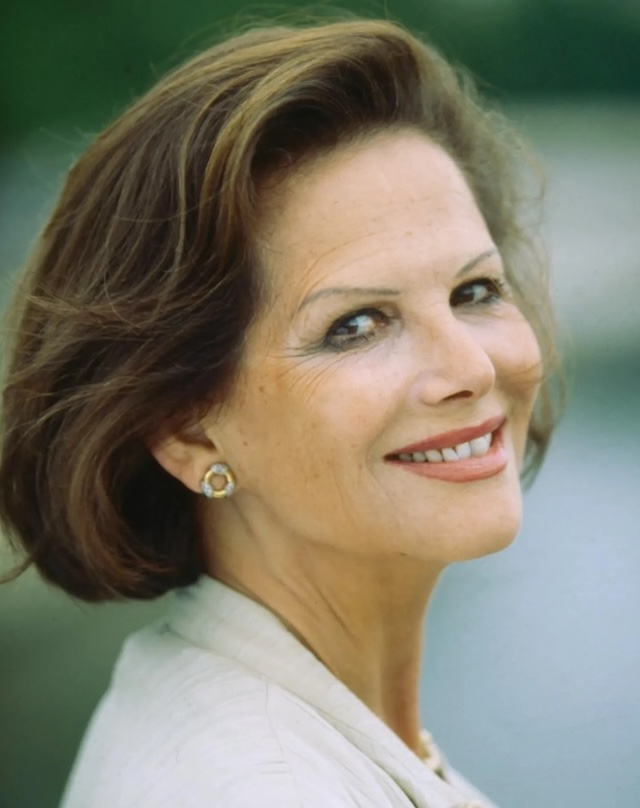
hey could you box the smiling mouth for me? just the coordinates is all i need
[393,431,493,464]
[385,418,508,482]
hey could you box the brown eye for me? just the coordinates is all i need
[451,278,505,307]
[325,308,390,350]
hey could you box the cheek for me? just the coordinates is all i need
[279,365,381,458]
[235,355,395,477]
[221,363,344,477]
[490,318,542,463]
[492,316,543,401]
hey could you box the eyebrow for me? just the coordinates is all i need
[296,248,499,313]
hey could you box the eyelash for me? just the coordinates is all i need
[450,276,509,307]
[321,276,509,352]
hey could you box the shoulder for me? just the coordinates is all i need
[62,622,403,808]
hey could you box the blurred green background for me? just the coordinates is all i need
[1,1,639,807]
[2,0,640,149]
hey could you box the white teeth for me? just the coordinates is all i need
[469,434,491,457]
[454,441,472,460]
[397,431,493,463]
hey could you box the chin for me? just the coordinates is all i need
[461,525,519,561]
[443,503,523,563]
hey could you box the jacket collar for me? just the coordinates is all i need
[167,574,494,808]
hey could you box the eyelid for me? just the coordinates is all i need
[457,274,509,295]
[330,301,394,325]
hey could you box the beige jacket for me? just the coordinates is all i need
[62,576,499,808]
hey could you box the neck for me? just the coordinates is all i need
[203,508,443,756]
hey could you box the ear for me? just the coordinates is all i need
[150,424,222,495]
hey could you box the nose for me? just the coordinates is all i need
[411,312,496,406]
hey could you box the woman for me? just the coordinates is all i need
[0,19,557,808]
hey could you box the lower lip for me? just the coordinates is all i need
[387,426,508,483]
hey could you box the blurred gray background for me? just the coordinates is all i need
[1,1,639,807]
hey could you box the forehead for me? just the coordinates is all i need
[255,131,488,303]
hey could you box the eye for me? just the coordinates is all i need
[450,276,507,307]
[324,308,391,351]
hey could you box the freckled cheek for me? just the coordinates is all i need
[490,321,542,462]
[228,348,402,499]
[520,328,544,401]
[492,320,543,399]
[275,368,386,460]
[228,374,337,476]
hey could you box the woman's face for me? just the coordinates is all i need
[206,131,542,565]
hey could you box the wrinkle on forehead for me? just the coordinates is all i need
[257,229,396,312]
[253,132,442,278]
[252,130,487,331]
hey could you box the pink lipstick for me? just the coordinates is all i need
[386,416,508,483]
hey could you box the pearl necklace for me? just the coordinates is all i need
[418,729,445,778]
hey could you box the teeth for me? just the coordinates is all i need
[469,435,491,456]
[398,432,493,463]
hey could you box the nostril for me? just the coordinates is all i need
[444,389,474,401]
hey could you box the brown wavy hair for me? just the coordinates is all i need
[0,19,559,602]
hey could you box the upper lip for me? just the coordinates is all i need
[388,415,506,456]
